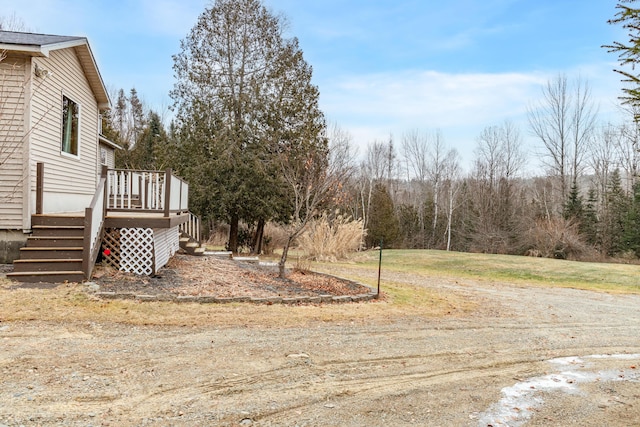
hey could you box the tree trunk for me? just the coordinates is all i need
[228,213,239,253]
[251,218,265,255]
[278,236,293,279]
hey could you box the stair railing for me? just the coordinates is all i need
[82,166,108,279]
[179,212,201,245]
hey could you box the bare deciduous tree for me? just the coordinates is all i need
[277,124,355,277]
[614,104,640,191]
[1,14,32,202]
[589,124,620,200]
[1,48,52,204]
[442,149,461,251]
[468,121,527,253]
[528,74,597,207]
[0,13,29,32]
[426,130,454,246]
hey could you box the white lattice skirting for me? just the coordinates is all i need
[119,227,179,275]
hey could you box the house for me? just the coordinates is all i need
[0,31,202,282]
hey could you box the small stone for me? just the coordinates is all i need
[84,282,100,292]
[287,353,310,359]
[324,403,335,409]
[240,418,253,425]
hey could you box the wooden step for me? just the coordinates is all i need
[31,215,84,227]
[6,271,85,283]
[12,258,83,273]
[18,247,83,259]
[26,236,84,248]
[31,225,85,237]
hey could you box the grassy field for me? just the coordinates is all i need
[1,250,638,326]
[324,249,640,294]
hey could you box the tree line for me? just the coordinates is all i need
[335,94,640,262]
[98,0,640,263]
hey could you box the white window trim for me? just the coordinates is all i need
[60,93,81,160]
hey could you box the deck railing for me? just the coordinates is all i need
[82,166,108,279]
[179,212,201,245]
[106,168,189,216]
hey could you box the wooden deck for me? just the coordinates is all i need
[32,210,190,229]
[104,211,189,229]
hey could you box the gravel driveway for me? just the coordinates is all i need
[1,263,639,426]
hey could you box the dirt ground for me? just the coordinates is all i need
[92,255,374,299]
[1,256,640,426]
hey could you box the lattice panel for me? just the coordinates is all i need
[101,228,122,270]
[120,228,154,275]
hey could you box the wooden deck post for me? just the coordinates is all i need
[36,162,44,214]
[164,168,172,217]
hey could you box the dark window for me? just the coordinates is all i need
[61,95,79,156]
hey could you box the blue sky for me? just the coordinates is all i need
[3,0,627,169]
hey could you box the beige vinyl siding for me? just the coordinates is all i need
[30,48,98,208]
[0,54,26,229]
[98,143,115,174]
[153,227,179,274]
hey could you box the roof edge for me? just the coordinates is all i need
[99,135,123,150]
[40,38,88,56]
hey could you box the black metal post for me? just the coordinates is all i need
[376,238,383,299]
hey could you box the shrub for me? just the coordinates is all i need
[206,223,229,248]
[262,222,289,255]
[523,216,598,261]
[297,212,365,261]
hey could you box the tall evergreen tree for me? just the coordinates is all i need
[623,181,640,255]
[563,181,584,222]
[129,88,145,144]
[365,183,399,248]
[130,111,168,170]
[581,188,600,247]
[602,169,630,256]
[171,0,325,252]
[605,1,640,112]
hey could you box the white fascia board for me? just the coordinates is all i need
[0,43,47,56]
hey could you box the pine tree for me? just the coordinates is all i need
[171,0,325,253]
[605,2,640,112]
[623,181,640,255]
[365,183,399,248]
[581,188,600,248]
[130,111,168,170]
[602,169,630,256]
[114,89,128,144]
[129,88,145,145]
[563,181,584,222]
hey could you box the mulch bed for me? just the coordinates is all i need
[92,254,374,300]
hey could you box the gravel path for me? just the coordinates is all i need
[1,263,639,426]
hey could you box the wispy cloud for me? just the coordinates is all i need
[321,69,546,131]
[319,64,623,165]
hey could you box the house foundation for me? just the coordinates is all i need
[0,230,27,264]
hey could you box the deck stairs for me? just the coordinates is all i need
[7,215,85,283]
[8,211,205,283]
[179,232,205,256]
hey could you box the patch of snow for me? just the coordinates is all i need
[478,354,640,427]
[258,261,278,267]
